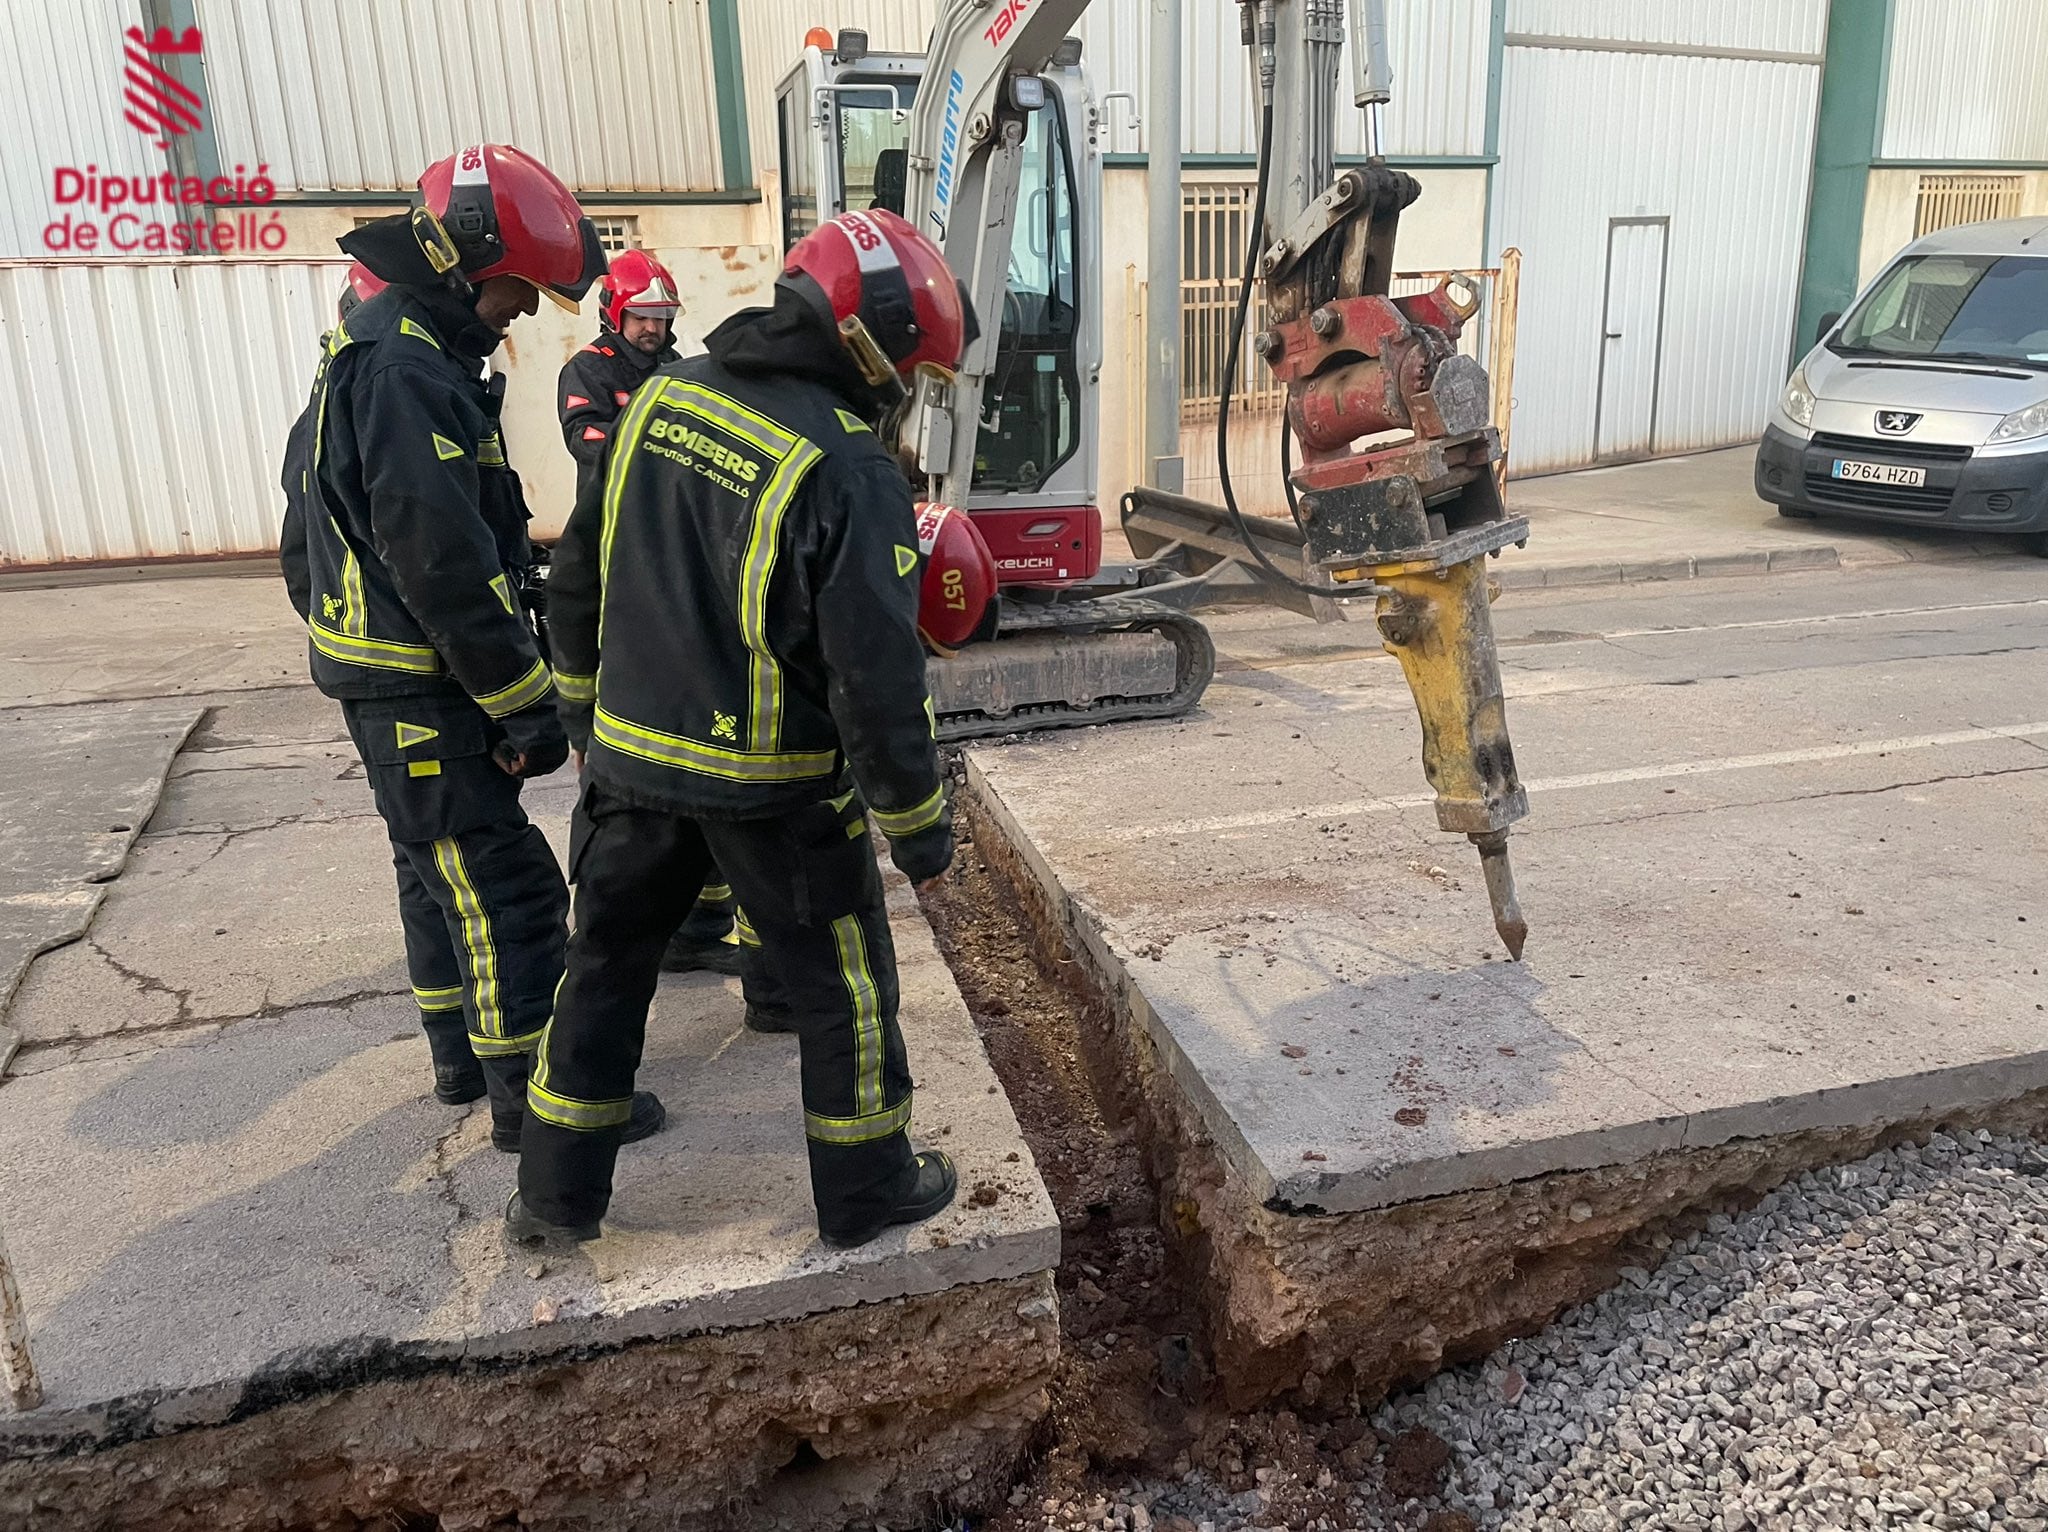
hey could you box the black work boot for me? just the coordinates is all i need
[493,1090,668,1155]
[661,932,741,976]
[422,1014,486,1105]
[743,1002,797,1035]
[503,1191,600,1247]
[820,1151,958,1250]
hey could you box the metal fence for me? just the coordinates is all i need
[1913,173,2026,239]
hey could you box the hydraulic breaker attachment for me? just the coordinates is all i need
[1264,160,1532,957]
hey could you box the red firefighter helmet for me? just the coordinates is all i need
[915,504,1000,654]
[781,210,975,385]
[600,249,681,334]
[337,261,386,323]
[416,145,606,312]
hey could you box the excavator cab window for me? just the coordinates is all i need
[972,97,1083,494]
[837,81,920,214]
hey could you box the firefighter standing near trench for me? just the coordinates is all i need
[510,209,976,1249]
[556,250,754,983]
[279,144,664,1149]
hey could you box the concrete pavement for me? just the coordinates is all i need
[0,581,1060,1525]
[970,559,2048,1215]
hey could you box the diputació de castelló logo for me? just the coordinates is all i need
[44,24,285,255]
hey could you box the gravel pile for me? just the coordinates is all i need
[994,1129,2047,1532]
[1381,1129,2048,1531]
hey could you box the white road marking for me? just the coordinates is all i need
[1097,721,2048,840]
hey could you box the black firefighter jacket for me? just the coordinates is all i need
[547,294,952,882]
[279,286,560,759]
[557,328,679,503]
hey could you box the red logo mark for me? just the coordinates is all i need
[460,146,484,172]
[984,0,1031,46]
[845,216,883,252]
[122,26,204,149]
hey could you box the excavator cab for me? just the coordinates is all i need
[774,32,1102,583]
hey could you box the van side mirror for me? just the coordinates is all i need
[1816,310,1842,343]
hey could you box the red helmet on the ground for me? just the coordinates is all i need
[915,504,1000,653]
[782,210,976,386]
[601,249,680,334]
[337,261,386,323]
[416,144,605,312]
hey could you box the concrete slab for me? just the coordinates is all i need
[965,592,2048,1219]
[0,700,200,1016]
[0,872,1056,1445]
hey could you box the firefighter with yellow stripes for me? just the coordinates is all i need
[510,210,976,1249]
[279,144,660,1151]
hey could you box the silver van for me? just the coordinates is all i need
[1755,218,2048,550]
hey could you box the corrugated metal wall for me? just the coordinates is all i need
[1880,0,2048,164]
[198,0,725,192]
[1491,38,1821,472]
[738,0,938,182]
[1073,0,1490,158]
[0,260,344,565]
[1505,0,1825,54]
[0,0,161,259]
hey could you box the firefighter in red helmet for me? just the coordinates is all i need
[279,145,662,1152]
[513,210,979,1250]
[554,248,747,980]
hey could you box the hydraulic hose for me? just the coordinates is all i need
[1216,102,1338,601]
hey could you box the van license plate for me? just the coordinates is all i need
[1833,459,1925,487]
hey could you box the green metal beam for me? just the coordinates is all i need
[706,0,754,193]
[1791,0,1894,369]
[1482,0,1507,263]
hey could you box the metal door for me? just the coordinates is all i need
[1595,217,1669,460]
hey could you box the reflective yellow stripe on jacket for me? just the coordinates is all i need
[592,706,837,784]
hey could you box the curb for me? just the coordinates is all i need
[1499,544,1842,592]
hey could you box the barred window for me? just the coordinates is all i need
[590,215,642,254]
[1914,174,2023,239]
[1180,180,1282,423]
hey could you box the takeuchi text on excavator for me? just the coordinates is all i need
[777,0,1531,958]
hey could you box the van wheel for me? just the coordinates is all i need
[1777,505,1818,520]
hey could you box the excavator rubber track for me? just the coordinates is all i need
[928,594,1217,744]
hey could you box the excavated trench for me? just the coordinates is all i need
[921,785,2048,1525]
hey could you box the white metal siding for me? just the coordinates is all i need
[739,0,939,185]
[0,261,344,565]
[1491,44,1820,472]
[198,0,724,193]
[0,0,165,259]
[1076,0,1490,159]
[1505,0,1826,55]
[1880,0,2048,164]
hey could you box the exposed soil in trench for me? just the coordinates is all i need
[919,814,1465,1532]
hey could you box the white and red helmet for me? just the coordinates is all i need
[781,210,976,387]
[416,144,605,311]
[600,249,680,334]
[914,504,1000,653]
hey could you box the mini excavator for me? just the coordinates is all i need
[777,0,1529,957]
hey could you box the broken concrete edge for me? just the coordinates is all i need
[0,1245,1061,1464]
[95,707,206,879]
[1494,545,1843,591]
[1,1272,1059,1532]
[0,889,106,1033]
[0,1028,16,1077]
[957,768,2048,1410]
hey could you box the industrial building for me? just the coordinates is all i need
[1,0,2043,564]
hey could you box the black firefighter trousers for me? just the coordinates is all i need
[341,696,568,1118]
[518,781,917,1237]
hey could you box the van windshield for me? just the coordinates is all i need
[1833,254,2048,368]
